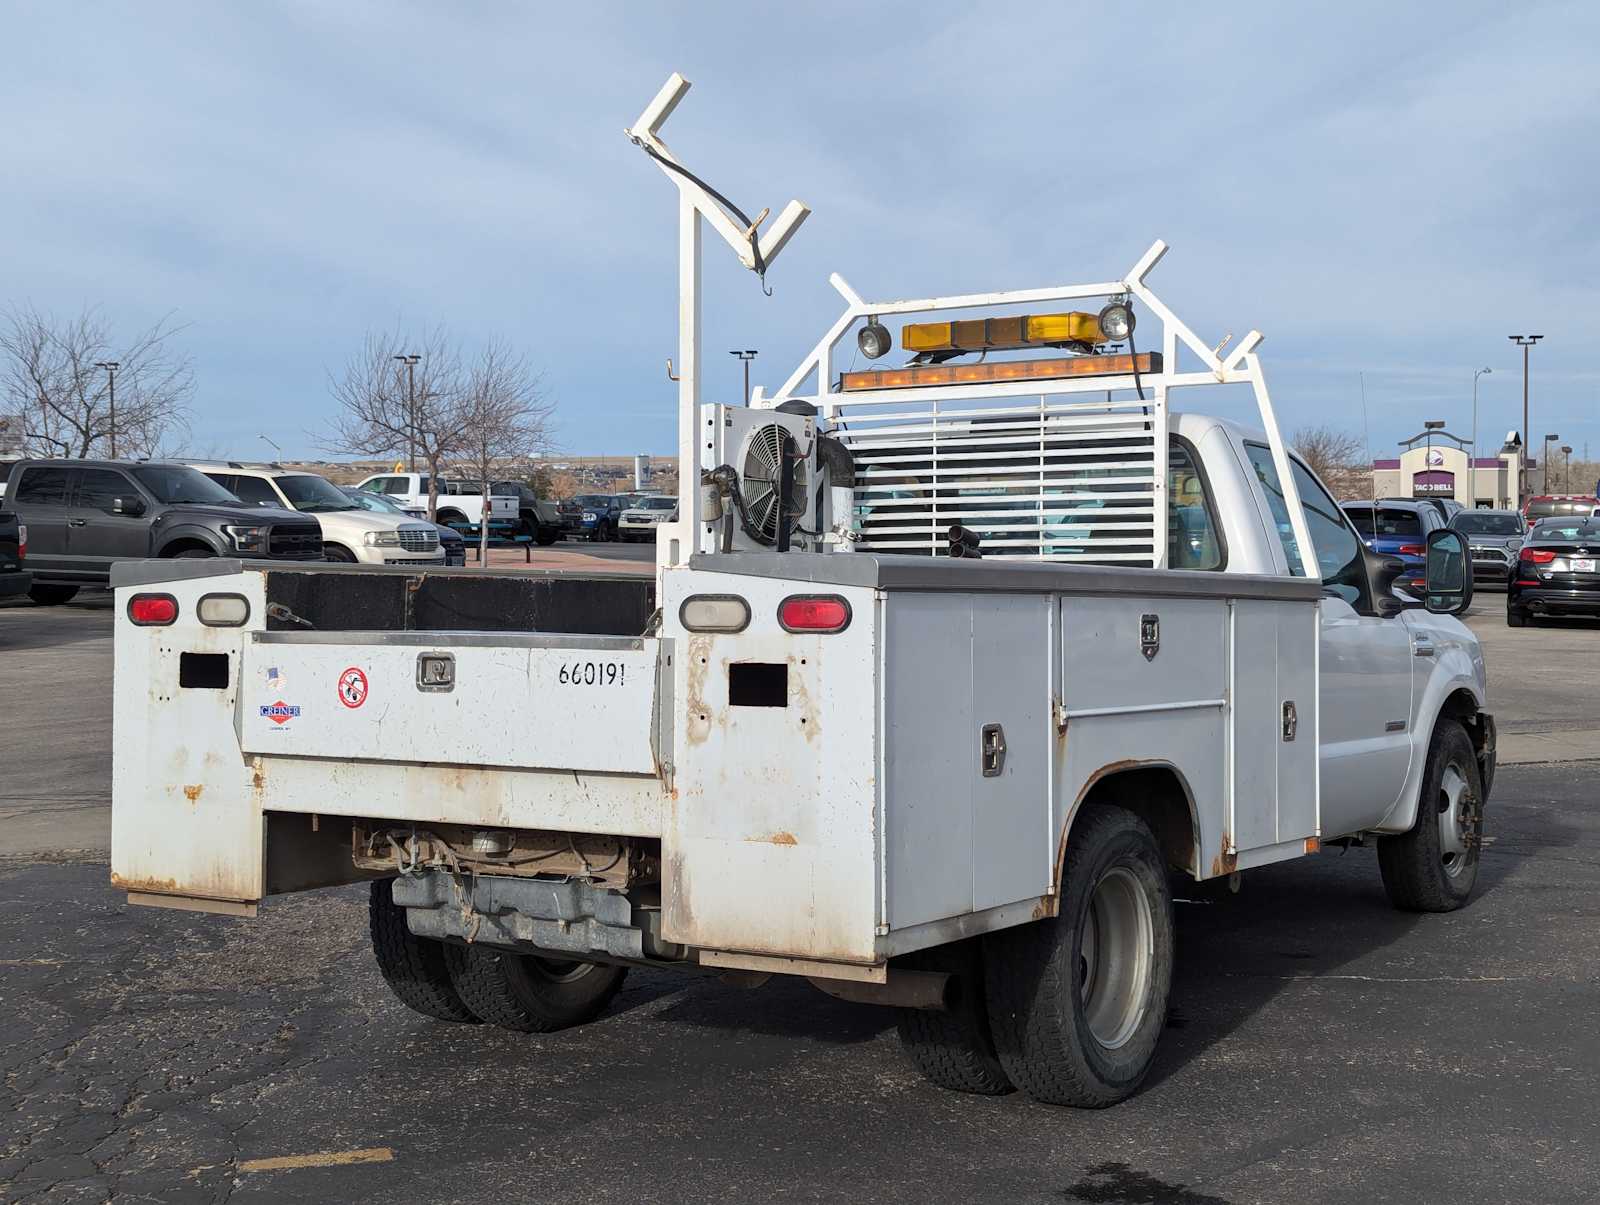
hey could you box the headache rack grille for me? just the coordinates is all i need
[829,393,1160,562]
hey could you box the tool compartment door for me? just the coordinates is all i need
[239,632,666,774]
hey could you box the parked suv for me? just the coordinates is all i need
[1450,508,1526,590]
[1340,499,1447,594]
[0,505,28,602]
[3,460,323,604]
[559,494,623,540]
[191,463,443,566]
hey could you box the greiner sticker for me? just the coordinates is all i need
[260,700,301,726]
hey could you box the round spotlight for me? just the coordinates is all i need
[1097,301,1135,343]
[857,318,891,360]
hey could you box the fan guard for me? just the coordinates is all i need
[739,422,807,544]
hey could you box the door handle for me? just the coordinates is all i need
[67,518,87,527]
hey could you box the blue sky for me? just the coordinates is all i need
[3,2,1596,463]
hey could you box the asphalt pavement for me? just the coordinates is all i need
[1,578,1597,1203]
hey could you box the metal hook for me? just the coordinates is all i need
[666,358,680,382]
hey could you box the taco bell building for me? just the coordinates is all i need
[1370,429,1524,510]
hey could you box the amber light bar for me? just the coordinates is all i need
[840,352,1162,392]
[903,312,1104,354]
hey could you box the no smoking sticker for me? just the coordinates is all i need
[338,667,369,709]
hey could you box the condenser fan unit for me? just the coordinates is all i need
[740,421,807,544]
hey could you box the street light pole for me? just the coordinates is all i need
[729,349,757,405]
[395,354,420,471]
[1561,445,1573,492]
[1542,433,1560,495]
[94,361,120,458]
[1471,367,1491,507]
[1508,335,1543,507]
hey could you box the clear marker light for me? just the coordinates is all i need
[680,595,751,633]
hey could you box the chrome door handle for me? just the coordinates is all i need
[67,518,87,527]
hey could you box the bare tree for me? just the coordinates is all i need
[453,338,557,560]
[1292,424,1367,498]
[0,304,194,458]
[324,326,461,519]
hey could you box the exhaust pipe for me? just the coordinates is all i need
[947,524,983,559]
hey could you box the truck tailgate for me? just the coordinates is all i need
[241,631,667,775]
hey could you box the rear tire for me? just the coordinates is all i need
[174,549,213,560]
[984,806,1174,1107]
[368,880,480,1024]
[437,510,467,528]
[26,583,79,605]
[444,945,626,1033]
[1506,606,1526,627]
[1378,719,1483,912]
[895,940,1013,1095]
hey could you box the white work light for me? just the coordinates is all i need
[857,318,891,360]
[1097,300,1135,342]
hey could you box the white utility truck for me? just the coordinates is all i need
[110,76,1493,1107]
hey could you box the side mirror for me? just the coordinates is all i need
[112,496,146,517]
[1424,529,1473,615]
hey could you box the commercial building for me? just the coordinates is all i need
[1371,429,1524,510]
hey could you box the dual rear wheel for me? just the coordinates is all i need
[367,879,626,1031]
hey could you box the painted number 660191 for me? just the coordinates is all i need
[557,661,626,686]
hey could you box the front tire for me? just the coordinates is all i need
[444,945,626,1033]
[27,583,79,605]
[895,940,1013,1095]
[984,806,1174,1107]
[1378,719,1483,912]
[368,880,480,1024]
[534,524,559,546]
[323,544,358,563]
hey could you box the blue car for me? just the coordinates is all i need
[1340,499,1447,591]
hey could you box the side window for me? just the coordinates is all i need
[358,478,384,494]
[13,466,73,505]
[381,477,409,495]
[76,468,136,511]
[1246,444,1367,605]
[1168,441,1223,570]
[229,475,281,507]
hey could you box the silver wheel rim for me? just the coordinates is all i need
[1437,761,1474,878]
[1079,866,1155,1050]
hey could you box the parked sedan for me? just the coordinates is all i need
[617,495,678,542]
[1507,516,1600,626]
[341,488,466,566]
[1450,508,1526,591]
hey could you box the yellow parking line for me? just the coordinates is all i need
[238,1147,394,1173]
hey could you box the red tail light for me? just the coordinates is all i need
[128,594,178,626]
[1397,544,1425,556]
[778,595,852,633]
[1522,549,1557,564]
[16,523,25,560]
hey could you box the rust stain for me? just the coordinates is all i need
[183,784,204,803]
[684,635,712,747]
[752,831,798,846]
[109,873,180,894]
[1209,833,1237,879]
[789,654,820,743]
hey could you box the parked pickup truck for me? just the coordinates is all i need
[106,74,1495,1111]
[353,473,518,529]
[5,459,324,605]
[0,506,29,602]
